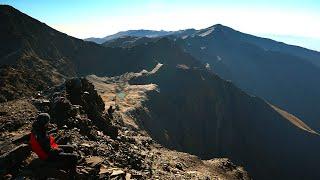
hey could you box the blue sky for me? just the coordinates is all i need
[2,0,320,51]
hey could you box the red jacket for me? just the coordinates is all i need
[29,132,59,160]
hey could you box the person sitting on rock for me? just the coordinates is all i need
[29,113,78,176]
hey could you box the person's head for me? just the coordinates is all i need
[33,113,51,131]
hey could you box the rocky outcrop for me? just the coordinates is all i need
[50,78,119,139]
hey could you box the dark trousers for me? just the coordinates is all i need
[59,145,76,153]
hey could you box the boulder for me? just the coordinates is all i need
[0,144,31,175]
[66,78,82,105]
[32,98,50,112]
[92,116,118,139]
[64,78,119,138]
[51,96,72,127]
[175,162,184,171]
[66,78,104,118]
[85,156,103,168]
[110,169,125,177]
[22,158,68,179]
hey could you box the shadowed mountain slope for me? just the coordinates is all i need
[130,62,320,180]
[210,25,320,68]
[169,24,320,132]
[0,5,160,101]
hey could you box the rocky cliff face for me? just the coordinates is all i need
[129,61,320,180]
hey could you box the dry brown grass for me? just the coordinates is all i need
[87,64,162,129]
[270,104,319,135]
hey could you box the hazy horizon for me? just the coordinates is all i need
[2,0,320,51]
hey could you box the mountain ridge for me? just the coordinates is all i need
[100,22,320,133]
[172,25,320,132]
[87,23,320,54]
[84,29,197,44]
[85,29,175,44]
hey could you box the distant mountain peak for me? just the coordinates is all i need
[183,24,234,38]
[211,23,227,28]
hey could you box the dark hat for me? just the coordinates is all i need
[36,113,51,127]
